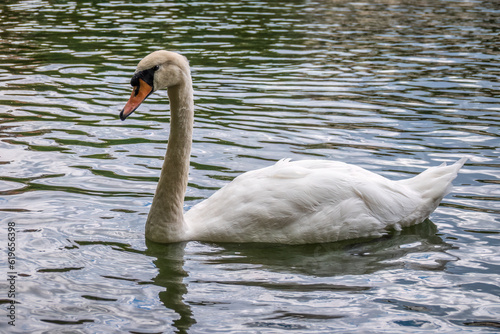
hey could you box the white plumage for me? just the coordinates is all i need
[185,158,466,244]
[120,50,466,245]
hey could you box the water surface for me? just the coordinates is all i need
[0,0,499,333]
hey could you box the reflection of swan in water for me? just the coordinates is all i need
[197,219,454,277]
[120,50,466,245]
[145,220,453,333]
[145,241,195,334]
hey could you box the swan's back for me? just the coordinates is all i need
[184,158,466,244]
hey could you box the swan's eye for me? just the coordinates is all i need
[130,67,156,94]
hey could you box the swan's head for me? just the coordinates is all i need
[120,50,190,121]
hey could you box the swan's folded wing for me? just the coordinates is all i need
[184,160,424,244]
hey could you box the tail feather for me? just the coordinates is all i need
[394,157,466,227]
[401,157,467,200]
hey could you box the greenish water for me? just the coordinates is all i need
[0,0,499,333]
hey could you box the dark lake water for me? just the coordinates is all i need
[0,0,499,332]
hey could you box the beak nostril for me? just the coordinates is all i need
[121,78,153,121]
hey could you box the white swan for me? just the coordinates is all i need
[120,50,466,245]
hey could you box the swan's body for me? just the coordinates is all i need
[120,50,466,245]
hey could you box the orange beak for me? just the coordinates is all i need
[120,78,153,121]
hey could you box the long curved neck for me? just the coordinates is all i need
[145,76,194,243]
